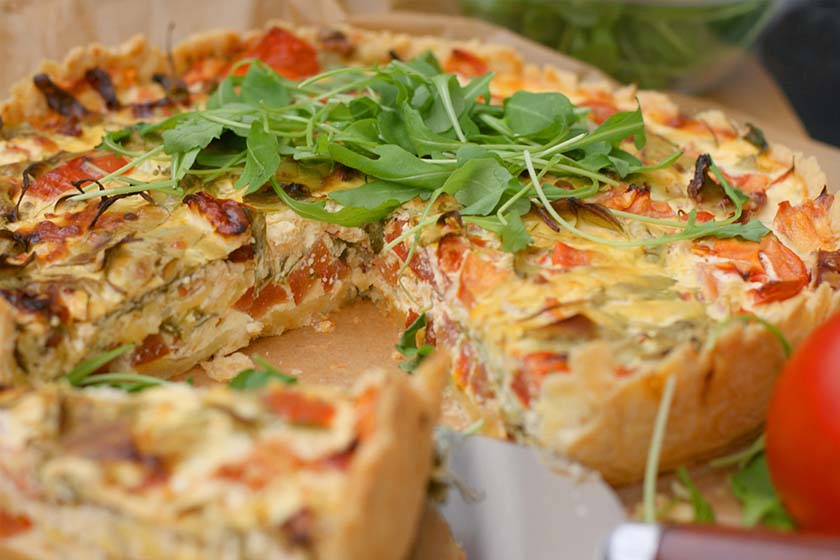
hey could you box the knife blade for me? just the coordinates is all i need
[437,435,840,560]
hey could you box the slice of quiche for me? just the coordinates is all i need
[0,352,447,560]
[1,22,839,486]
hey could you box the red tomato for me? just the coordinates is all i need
[765,312,840,533]
[238,27,320,80]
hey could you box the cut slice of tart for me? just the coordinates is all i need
[0,352,447,560]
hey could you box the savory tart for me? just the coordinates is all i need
[0,352,447,559]
[1,22,837,484]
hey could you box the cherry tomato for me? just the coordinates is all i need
[765,312,840,533]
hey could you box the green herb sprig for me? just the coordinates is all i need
[65,344,170,392]
[228,354,297,390]
[675,467,716,523]
[395,313,434,373]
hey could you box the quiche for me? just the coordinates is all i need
[1,22,838,486]
[0,353,447,559]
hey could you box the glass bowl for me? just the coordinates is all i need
[459,0,776,91]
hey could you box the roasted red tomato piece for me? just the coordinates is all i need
[579,100,618,124]
[598,184,674,218]
[27,153,128,199]
[693,235,808,304]
[264,390,336,428]
[444,48,488,77]
[457,252,507,308]
[511,351,569,407]
[0,511,32,538]
[774,191,836,254]
[237,27,321,79]
[540,241,591,269]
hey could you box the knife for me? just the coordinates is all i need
[437,435,840,559]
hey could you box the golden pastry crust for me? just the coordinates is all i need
[536,285,840,484]
[324,351,448,560]
[1,35,166,127]
[0,353,447,560]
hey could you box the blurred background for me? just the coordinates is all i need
[1,0,836,146]
[443,0,840,147]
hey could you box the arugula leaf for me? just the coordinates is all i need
[574,105,646,151]
[744,123,769,152]
[236,121,281,193]
[676,467,716,523]
[332,119,380,148]
[328,181,426,210]
[405,51,443,76]
[709,161,750,219]
[206,77,237,109]
[500,212,532,252]
[173,148,200,181]
[684,215,770,242]
[328,144,452,190]
[428,74,467,137]
[66,344,135,385]
[99,52,764,254]
[464,214,532,253]
[348,97,380,120]
[396,313,434,373]
[442,158,513,215]
[400,103,462,157]
[229,355,297,390]
[461,72,494,105]
[240,62,291,108]
[75,372,168,392]
[273,179,399,226]
[504,91,574,139]
[731,454,795,530]
[162,114,224,154]
[377,109,416,153]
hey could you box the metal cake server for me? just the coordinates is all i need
[438,435,840,559]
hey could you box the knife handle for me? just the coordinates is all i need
[605,522,840,560]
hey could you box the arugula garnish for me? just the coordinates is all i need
[395,313,434,373]
[744,123,769,153]
[642,374,677,523]
[65,344,169,392]
[84,51,768,253]
[65,343,135,385]
[676,467,716,523]
[710,435,795,530]
[731,453,795,530]
[228,355,297,390]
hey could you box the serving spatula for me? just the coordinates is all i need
[438,435,840,559]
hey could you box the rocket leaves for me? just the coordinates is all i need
[327,144,451,190]
[443,158,514,215]
[395,313,434,373]
[236,121,281,193]
[94,49,767,254]
[504,91,575,139]
[328,181,427,210]
[162,115,224,154]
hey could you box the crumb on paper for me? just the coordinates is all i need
[313,319,335,333]
[200,352,254,382]
[391,351,403,361]
[290,368,303,376]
